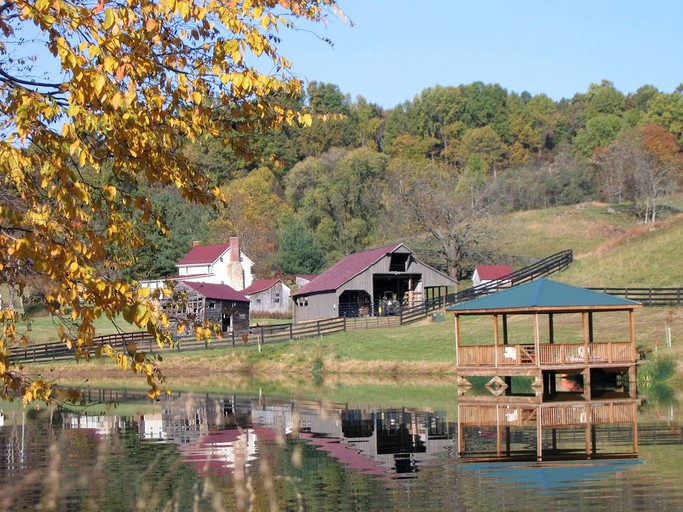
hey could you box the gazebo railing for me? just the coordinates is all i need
[457,341,635,368]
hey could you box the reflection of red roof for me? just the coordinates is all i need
[181,427,284,476]
[475,265,513,280]
[178,244,230,266]
[183,282,250,302]
[293,243,404,297]
[300,433,391,480]
[242,279,282,295]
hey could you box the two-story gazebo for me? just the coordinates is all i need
[446,278,642,400]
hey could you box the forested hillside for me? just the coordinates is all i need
[135,80,683,282]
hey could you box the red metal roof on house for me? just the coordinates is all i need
[475,265,513,280]
[182,281,250,302]
[242,278,281,295]
[292,243,404,297]
[177,244,230,266]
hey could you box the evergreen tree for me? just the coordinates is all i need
[276,219,326,275]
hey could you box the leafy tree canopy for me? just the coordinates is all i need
[0,0,343,403]
[276,217,326,275]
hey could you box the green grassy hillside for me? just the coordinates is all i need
[484,200,683,287]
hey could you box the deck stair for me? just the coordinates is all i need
[520,346,536,364]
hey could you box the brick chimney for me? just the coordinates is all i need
[226,236,244,290]
[192,240,200,248]
[229,237,240,263]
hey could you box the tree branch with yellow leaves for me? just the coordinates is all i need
[0,0,345,404]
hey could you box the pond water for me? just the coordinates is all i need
[1,382,682,511]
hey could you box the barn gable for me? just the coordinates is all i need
[292,243,456,323]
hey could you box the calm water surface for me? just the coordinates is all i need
[1,384,682,511]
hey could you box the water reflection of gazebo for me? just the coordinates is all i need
[457,397,639,462]
[446,278,642,400]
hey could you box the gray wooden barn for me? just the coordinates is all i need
[242,278,291,316]
[291,243,457,324]
[173,281,250,332]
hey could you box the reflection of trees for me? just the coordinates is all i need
[638,354,679,409]
[0,414,210,511]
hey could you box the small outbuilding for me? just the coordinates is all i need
[471,265,513,288]
[291,243,457,324]
[242,278,291,317]
[173,281,250,332]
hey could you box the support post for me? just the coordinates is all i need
[454,315,461,368]
[534,313,541,366]
[493,315,499,367]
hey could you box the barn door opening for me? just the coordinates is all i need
[338,290,372,317]
[222,313,231,332]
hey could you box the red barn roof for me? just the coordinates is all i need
[242,278,282,295]
[178,244,230,266]
[182,281,249,302]
[474,265,513,281]
[293,243,405,297]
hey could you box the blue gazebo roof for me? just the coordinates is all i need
[446,278,641,314]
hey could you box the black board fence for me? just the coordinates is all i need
[587,287,683,306]
[445,249,574,305]
[9,317,347,364]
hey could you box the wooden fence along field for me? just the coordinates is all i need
[9,248,683,365]
[587,287,683,306]
[9,300,444,365]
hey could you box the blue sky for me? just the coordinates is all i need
[277,0,683,108]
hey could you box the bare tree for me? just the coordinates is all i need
[594,125,682,222]
[383,158,496,280]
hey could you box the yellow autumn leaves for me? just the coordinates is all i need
[0,0,343,403]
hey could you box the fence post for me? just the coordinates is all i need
[289,324,293,341]
[232,330,236,347]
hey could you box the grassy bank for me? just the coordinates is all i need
[35,305,683,384]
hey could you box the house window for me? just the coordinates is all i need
[256,298,261,304]
[274,292,280,304]
[208,301,216,309]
